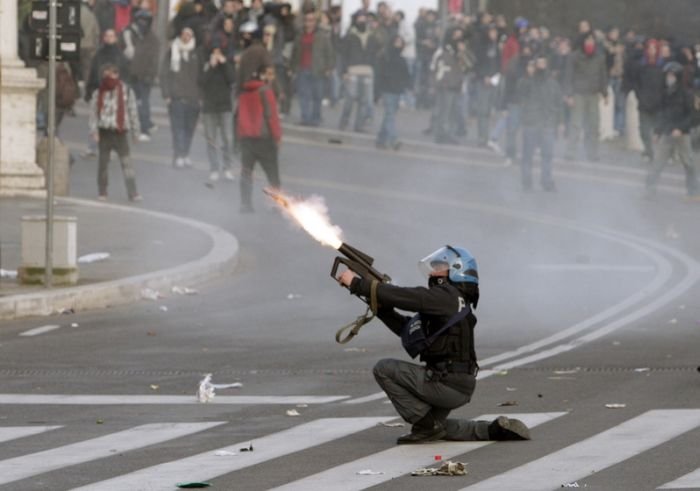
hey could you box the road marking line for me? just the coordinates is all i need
[74,417,390,491]
[658,467,700,488]
[270,412,566,491]
[19,325,61,336]
[0,422,224,487]
[530,264,655,273]
[343,392,388,405]
[461,410,700,491]
[0,394,349,405]
[0,426,62,444]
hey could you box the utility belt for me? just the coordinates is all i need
[425,359,479,381]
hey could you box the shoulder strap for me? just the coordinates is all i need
[425,306,471,345]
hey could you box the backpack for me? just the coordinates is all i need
[56,64,78,109]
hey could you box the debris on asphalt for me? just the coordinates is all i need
[328,138,343,144]
[498,400,518,407]
[214,450,237,456]
[0,269,17,279]
[506,387,517,392]
[71,323,79,328]
[344,347,367,352]
[172,286,198,295]
[286,409,301,417]
[77,252,110,264]
[434,455,442,461]
[197,374,243,403]
[96,419,104,424]
[240,443,254,452]
[634,368,651,373]
[666,224,680,240]
[58,307,75,315]
[605,403,627,409]
[538,393,544,398]
[286,293,302,300]
[150,384,159,391]
[378,421,405,427]
[176,482,211,488]
[141,288,162,301]
[612,341,621,346]
[561,482,581,488]
[147,331,157,336]
[204,181,215,190]
[411,461,468,477]
[495,370,509,376]
[296,404,308,408]
[356,469,384,475]
[159,306,169,312]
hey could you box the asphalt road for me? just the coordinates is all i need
[0,106,699,491]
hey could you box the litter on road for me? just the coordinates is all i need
[70,323,79,328]
[176,482,211,488]
[634,368,651,373]
[149,384,159,391]
[141,288,163,301]
[411,461,468,476]
[286,409,301,417]
[172,286,198,295]
[378,421,405,427]
[77,252,110,263]
[356,469,384,475]
[605,403,627,409]
[240,443,254,452]
[196,374,243,403]
[287,293,302,300]
[498,400,518,407]
[214,450,237,456]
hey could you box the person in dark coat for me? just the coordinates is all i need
[375,35,411,149]
[646,62,700,200]
[200,47,236,182]
[237,21,272,93]
[121,9,159,140]
[517,56,562,191]
[160,27,202,168]
[472,24,501,147]
[628,39,665,161]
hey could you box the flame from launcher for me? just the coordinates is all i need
[264,188,344,250]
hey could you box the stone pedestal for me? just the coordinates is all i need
[18,215,78,285]
[0,64,47,197]
[0,0,47,197]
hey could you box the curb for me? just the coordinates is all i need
[0,197,239,321]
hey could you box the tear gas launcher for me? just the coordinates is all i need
[264,188,391,343]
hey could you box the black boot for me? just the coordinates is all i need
[396,412,446,445]
[488,416,531,441]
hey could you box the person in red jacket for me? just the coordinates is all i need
[236,64,282,213]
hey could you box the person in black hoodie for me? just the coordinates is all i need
[375,35,410,150]
[200,47,236,182]
[646,62,700,200]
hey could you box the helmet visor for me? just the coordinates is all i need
[418,246,458,278]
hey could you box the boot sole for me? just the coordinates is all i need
[497,416,531,440]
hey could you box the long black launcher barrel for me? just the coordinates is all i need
[331,242,391,285]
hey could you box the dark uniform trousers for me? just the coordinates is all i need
[373,358,492,440]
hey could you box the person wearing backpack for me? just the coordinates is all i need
[338,246,530,444]
[36,61,78,136]
[236,64,281,213]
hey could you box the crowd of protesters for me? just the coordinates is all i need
[19,0,700,201]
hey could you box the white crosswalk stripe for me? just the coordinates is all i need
[658,467,700,489]
[0,422,225,487]
[460,409,700,491]
[74,417,390,491]
[270,412,566,491]
[0,426,61,444]
[0,393,350,405]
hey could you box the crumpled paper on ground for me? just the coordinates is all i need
[411,461,468,476]
[196,374,243,403]
[172,286,198,295]
[356,469,384,475]
[141,288,163,301]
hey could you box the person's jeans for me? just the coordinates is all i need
[240,137,280,209]
[339,74,372,131]
[297,69,324,125]
[434,89,460,142]
[131,79,153,134]
[202,111,233,172]
[377,93,400,145]
[567,93,600,160]
[639,110,658,160]
[490,103,520,159]
[521,125,555,190]
[646,133,699,196]
[168,98,200,159]
[610,77,626,134]
[97,129,138,198]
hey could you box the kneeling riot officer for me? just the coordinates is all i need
[339,245,530,444]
